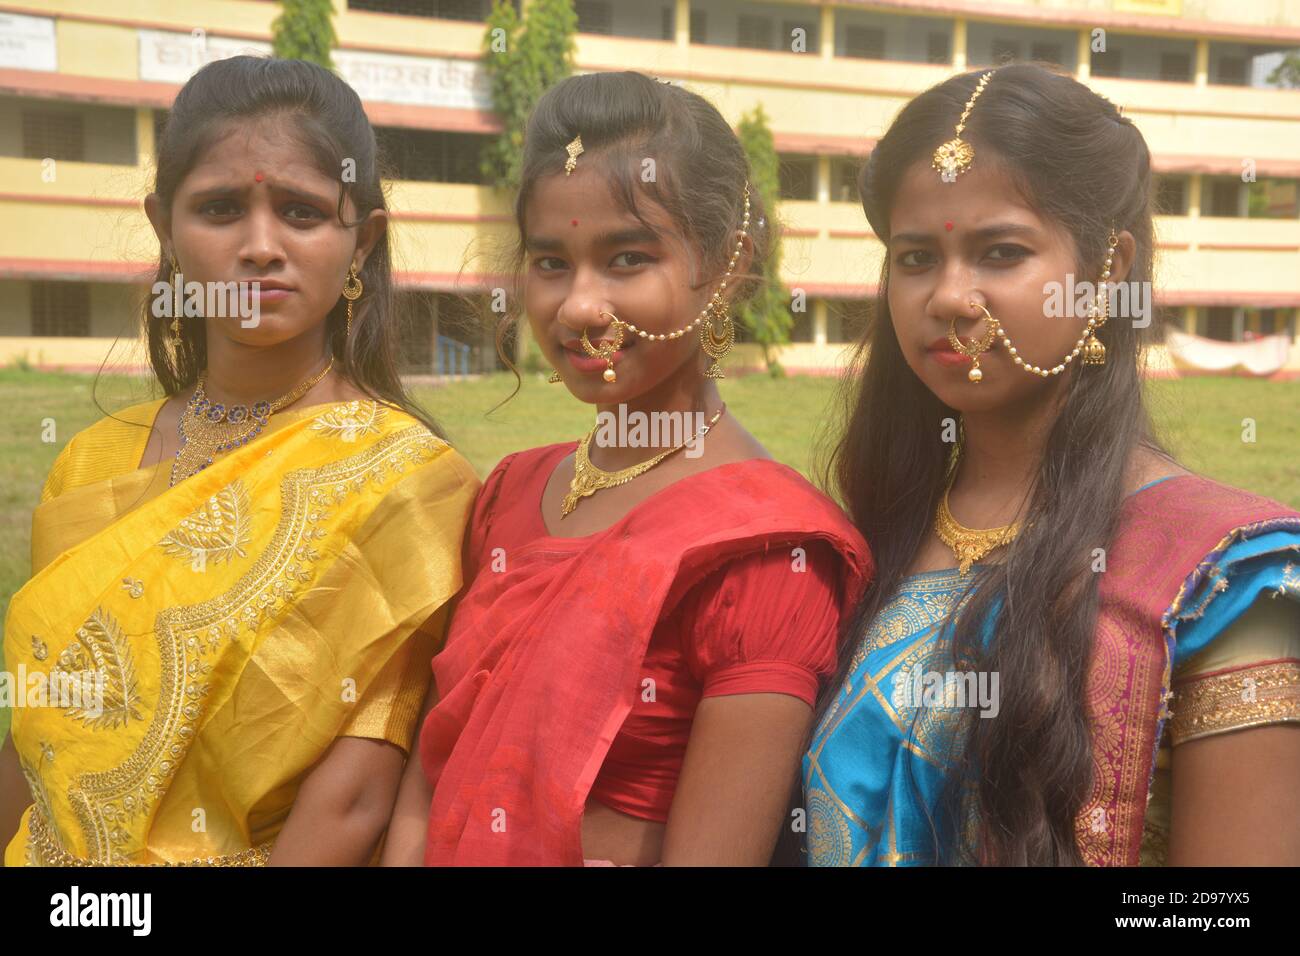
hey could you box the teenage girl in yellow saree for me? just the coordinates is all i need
[0,56,478,866]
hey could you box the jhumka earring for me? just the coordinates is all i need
[700,298,735,379]
[342,263,363,338]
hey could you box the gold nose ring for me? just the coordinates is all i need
[580,311,625,383]
[947,302,999,383]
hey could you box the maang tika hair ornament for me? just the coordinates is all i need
[930,70,1118,382]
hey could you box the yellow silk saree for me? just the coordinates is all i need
[3,396,478,865]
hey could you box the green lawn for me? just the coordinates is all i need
[3,368,1297,741]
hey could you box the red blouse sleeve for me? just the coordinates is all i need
[679,540,846,707]
[461,451,519,585]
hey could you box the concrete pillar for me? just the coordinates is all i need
[1194,38,1209,87]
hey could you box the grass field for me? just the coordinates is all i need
[2,368,1297,740]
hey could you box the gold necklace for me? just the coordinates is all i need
[171,357,334,487]
[562,404,726,517]
[933,463,1020,576]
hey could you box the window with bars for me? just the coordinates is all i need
[1030,42,1062,66]
[1160,52,1192,82]
[738,14,774,50]
[31,282,91,337]
[778,155,816,200]
[375,128,487,183]
[829,299,873,343]
[22,110,85,162]
[1092,48,1124,77]
[927,31,949,65]
[991,39,1020,64]
[1203,307,1237,341]
[844,26,885,60]
[830,157,860,203]
[782,20,816,52]
[1154,175,1189,216]
[1207,178,1244,217]
[576,0,613,35]
[1214,56,1247,85]
[690,10,707,43]
[348,0,492,20]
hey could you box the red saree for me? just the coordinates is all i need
[1082,475,1300,865]
[420,444,872,865]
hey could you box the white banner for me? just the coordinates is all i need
[138,29,490,110]
[139,29,272,83]
[334,48,491,110]
[0,13,57,72]
[1166,328,1292,376]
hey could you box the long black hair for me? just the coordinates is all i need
[819,63,1170,865]
[104,55,443,438]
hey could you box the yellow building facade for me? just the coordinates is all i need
[1,0,1298,375]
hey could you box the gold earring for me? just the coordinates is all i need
[980,228,1121,377]
[168,253,182,340]
[700,299,735,379]
[1082,229,1118,366]
[548,369,562,383]
[342,264,363,338]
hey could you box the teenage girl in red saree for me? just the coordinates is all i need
[382,71,871,866]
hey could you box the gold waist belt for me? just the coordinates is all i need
[27,805,272,867]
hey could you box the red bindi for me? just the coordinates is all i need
[944,220,954,231]
[254,173,264,183]
[571,219,578,226]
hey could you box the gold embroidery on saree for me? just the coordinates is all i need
[309,400,388,441]
[31,635,47,661]
[807,788,854,866]
[1168,659,1300,745]
[61,421,444,864]
[158,480,252,568]
[51,608,142,730]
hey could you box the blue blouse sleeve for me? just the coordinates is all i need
[1168,529,1300,668]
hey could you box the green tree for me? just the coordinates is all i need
[1266,52,1300,88]
[734,105,792,374]
[272,0,337,69]
[480,0,578,190]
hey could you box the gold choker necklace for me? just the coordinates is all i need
[171,358,334,487]
[562,404,725,517]
[934,469,1020,576]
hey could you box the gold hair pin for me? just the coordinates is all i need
[564,134,584,176]
[933,71,994,182]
